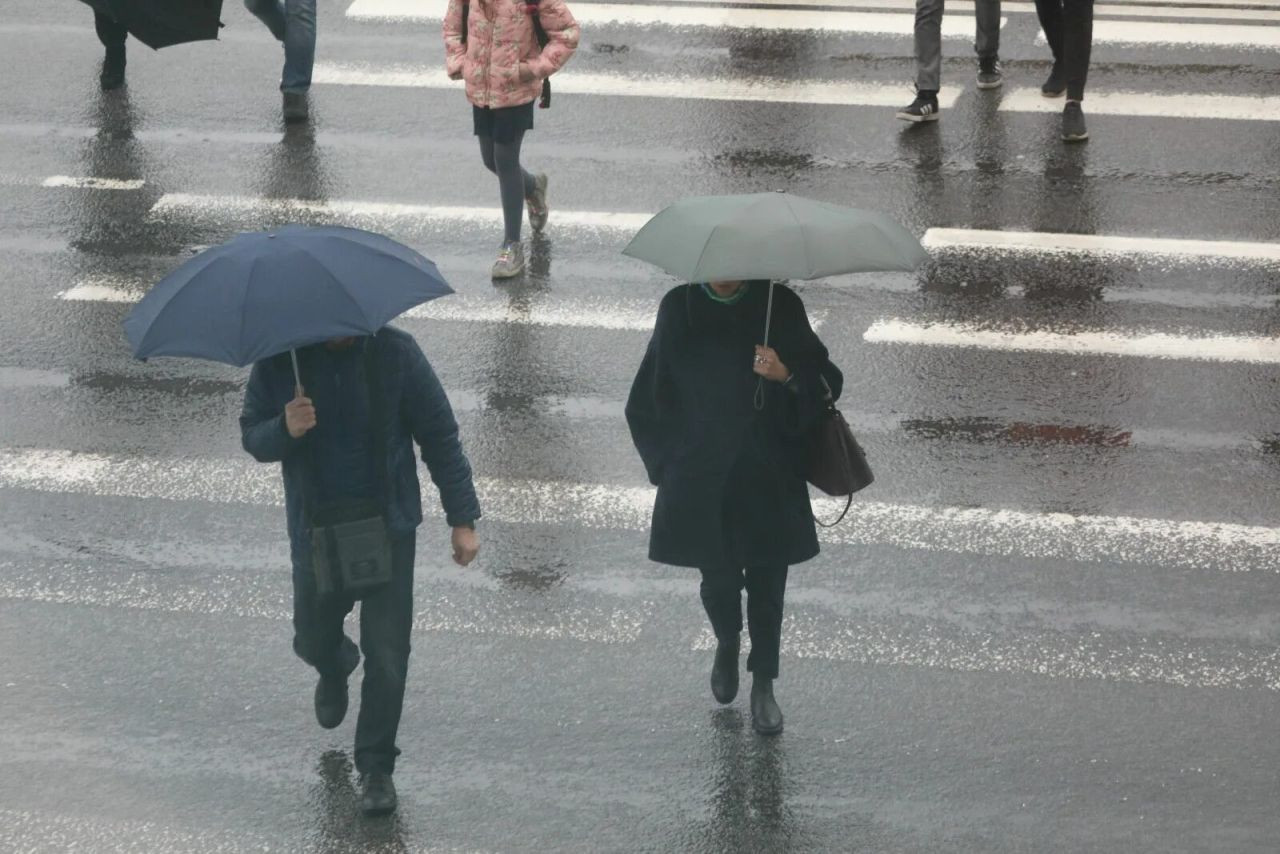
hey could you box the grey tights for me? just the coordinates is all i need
[478,133,536,246]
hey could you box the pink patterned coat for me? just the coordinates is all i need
[444,0,580,110]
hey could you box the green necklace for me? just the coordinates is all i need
[700,282,750,305]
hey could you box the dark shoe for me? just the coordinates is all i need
[100,46,125,91]
[1062,101,1089,142]
[1042,63,1066,98]
[361,772,397,816]
[710,636,740,705]
[976,56,1003,90]
[283,92,309,123]
[750,676,784,736]
[314,673,349,730]
[896,91,939,123]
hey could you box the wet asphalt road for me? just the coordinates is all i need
[2,0,1280,851]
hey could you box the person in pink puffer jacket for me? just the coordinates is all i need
[444,0,579,278]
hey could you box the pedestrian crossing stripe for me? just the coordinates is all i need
[1,447,1277,573]
[922,228,1280,263]
[55,276,829,332]
[150,192,655,232]
[349,0,1280,23]
[311,63,963,108]
[1001,89,1280,121]
[864,318,1280,364]
[346,0,1007,35]
[1044,19,1280,48]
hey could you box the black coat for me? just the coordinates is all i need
[626,282,842,569]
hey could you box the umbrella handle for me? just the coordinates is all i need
[290,349,305,397]
[754,280,776,411]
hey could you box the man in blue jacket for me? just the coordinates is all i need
[240,328,481,816]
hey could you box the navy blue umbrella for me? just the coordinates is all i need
[124,225,452,387]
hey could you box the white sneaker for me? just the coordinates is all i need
[491,242,525,279]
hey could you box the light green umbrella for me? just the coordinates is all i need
[622,191,929,285]
[623,192,930,409]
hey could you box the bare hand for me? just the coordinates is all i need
[448,67,463,81]
[518,63,536,83]
[452,526,480,566]
[285,395,317,438]
[753,345,790,383]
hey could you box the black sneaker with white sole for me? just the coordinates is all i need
[976,57,1002,90]
[896,91,940,123]
[1062,101,1088,142]
[1042,63,1066,98]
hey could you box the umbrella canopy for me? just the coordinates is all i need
[622,192,929,283]
[124,225,452,368]
[80,0,223,50]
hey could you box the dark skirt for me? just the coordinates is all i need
[472,101,535,144]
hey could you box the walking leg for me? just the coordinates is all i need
[281,0,318,93]
[1033,0,1065,65]
[699,565,746,643]
[744,565,788,679]
[94,10,128,89]
[477,134,498,175]
[974,0,1001,59]
[353,534,416,776]
[492,132,537,245]
[1062,0,1093,100]
[913,0,945,93]
[242,0,287,41]
[291,555,359,678]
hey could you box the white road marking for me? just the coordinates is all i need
[922,228,1280,263]
[151,191,652,232]
[347,0,1004,34]
[39,175,144,191]
[1,447,1277,573]
[864,318,1280,364]
[0,367,70,389]
[56,279,666,331]
[1042,19,1280,47]
[313,62,963,108]
[1000,89,1280,122]
[56,276,828,332]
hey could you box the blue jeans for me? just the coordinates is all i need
[243,0,317,93]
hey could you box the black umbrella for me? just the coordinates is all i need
[79,0,223,50]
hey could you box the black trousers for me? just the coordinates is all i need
[698,564,789,680]
[291,531,415,775]
[1034,0,1093,100]
[93,10,128,51]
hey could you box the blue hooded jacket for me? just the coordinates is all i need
[240,327,481,565]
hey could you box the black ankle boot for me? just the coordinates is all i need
[314,672,349,729]
[750,676,783,735]
[361,772,397,816]
[710,636,740,704]
[100,45,125,90]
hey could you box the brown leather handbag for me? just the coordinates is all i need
[806,375,873,527]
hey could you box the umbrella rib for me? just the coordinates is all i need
[783,194,815,280]
[690,222,724,284]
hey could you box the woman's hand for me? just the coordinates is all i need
[753,345,790,383]
[518,62,536,83]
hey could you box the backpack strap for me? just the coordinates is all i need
[525,0,552,108]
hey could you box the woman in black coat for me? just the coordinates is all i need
[626,280,842,735]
